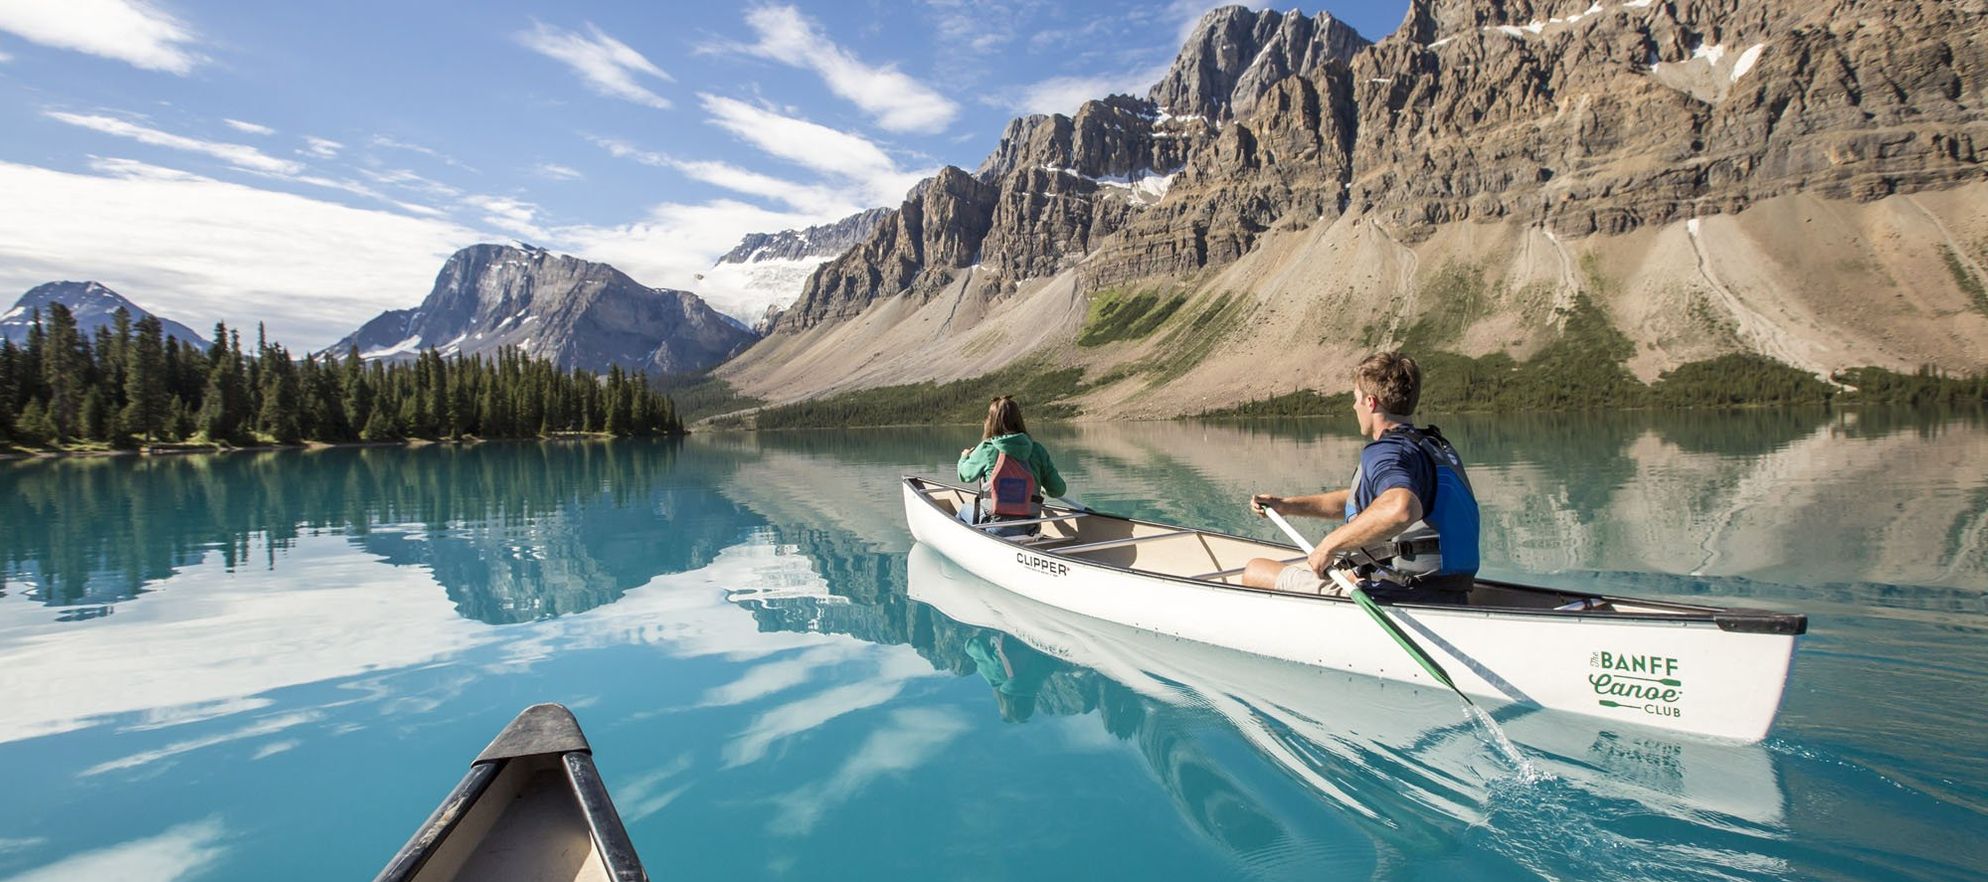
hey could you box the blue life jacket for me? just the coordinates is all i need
[1344,425,1480,579]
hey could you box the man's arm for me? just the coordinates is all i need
[1250,489,1351,520]
[1307,487,1423,576]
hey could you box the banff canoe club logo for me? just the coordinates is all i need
[1588,651,1684,719]
[1015,551,1069,577]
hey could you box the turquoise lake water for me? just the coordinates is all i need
[2,410,1986,881]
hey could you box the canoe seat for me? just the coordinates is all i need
[970,512,1090,531]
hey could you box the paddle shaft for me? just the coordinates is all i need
[1263,508,1473,704]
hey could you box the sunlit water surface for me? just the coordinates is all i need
[2,409,1985,881]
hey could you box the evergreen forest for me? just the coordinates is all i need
[0,304,682,450]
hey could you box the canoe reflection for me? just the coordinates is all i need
[906,543,1788,837]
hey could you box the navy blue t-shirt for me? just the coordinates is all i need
[1349,428,1435,519]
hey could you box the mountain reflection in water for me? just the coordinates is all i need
[1,440,762,623]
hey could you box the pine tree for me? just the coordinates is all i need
[167,395,194,440]
[341,345,371,434]
[257,347,301,443]
[16,399,54,444]
[40,303,87,441]
[120,315,169,442]
[107,307,133,400]
[81,386,112,441]
[0,339,18,441]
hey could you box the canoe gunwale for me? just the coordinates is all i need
[374,760,503,882]
[904,475,1807,634]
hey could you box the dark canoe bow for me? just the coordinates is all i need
[374,703,648,882]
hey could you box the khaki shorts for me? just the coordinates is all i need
[1275,564,1474,605]
[1274,564,1349,597]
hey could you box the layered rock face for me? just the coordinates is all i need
[332,244,757,375]
[1,281,209,349]
[1353,0,1988,239]
[1149,6,1369,121]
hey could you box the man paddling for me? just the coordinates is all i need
[1241,351,1482,604]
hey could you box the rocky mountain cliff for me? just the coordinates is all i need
[331,244,757,375]
[1,282,210,349]
[717,0,1988,416]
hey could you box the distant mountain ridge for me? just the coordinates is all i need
[716,208,892,265]
[1,282,210,350]
[331,244,757,375]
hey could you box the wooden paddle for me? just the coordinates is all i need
[1263,507,1474,705]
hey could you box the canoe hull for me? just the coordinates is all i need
[375,704,646,882]
[904,479,1798,742]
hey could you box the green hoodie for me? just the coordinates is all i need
[957,432,1066,498]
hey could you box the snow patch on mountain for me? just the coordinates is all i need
[697,257,834,323]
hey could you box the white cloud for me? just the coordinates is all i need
[358,167,461,200]
[557,198,821,309]
[533,162,583,181]
[924,0,1031,55]
[0,819,227,882]
[698,95,927,205]
[1005,62,1170,115]
[770,707,970,833]
[301,136,342,158]
[574,99,933,318]
[0,0,203,73]
[370,135,471,170]
[82,711,321,776]
[518,21,673,110]
[463,194,546,240]
[222,118,274,136]
[47,111,304,175]
[0,159,480,349]
[591,135,859,218]
[735,6,957,134]
[0,49,11,63]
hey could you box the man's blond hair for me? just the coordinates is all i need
[1354,351,1421,417]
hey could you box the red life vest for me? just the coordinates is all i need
[986,451,1039,518]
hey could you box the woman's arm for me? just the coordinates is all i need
[958,442,992,483]
[1034,444,1067,498]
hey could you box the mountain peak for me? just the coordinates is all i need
[1148,5,1370,121]
[2,281,211,349]
[330,243,756,375]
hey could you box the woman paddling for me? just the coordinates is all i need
[957,396,1066,537]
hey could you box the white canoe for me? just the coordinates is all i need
[903,476,1806,742]
[906,544,1789,828]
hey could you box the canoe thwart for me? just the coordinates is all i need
[1056,530,1196,555]
[475,702,591,763]
[1189,556,1307,581]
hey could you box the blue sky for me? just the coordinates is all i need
[0,0,1409,348]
